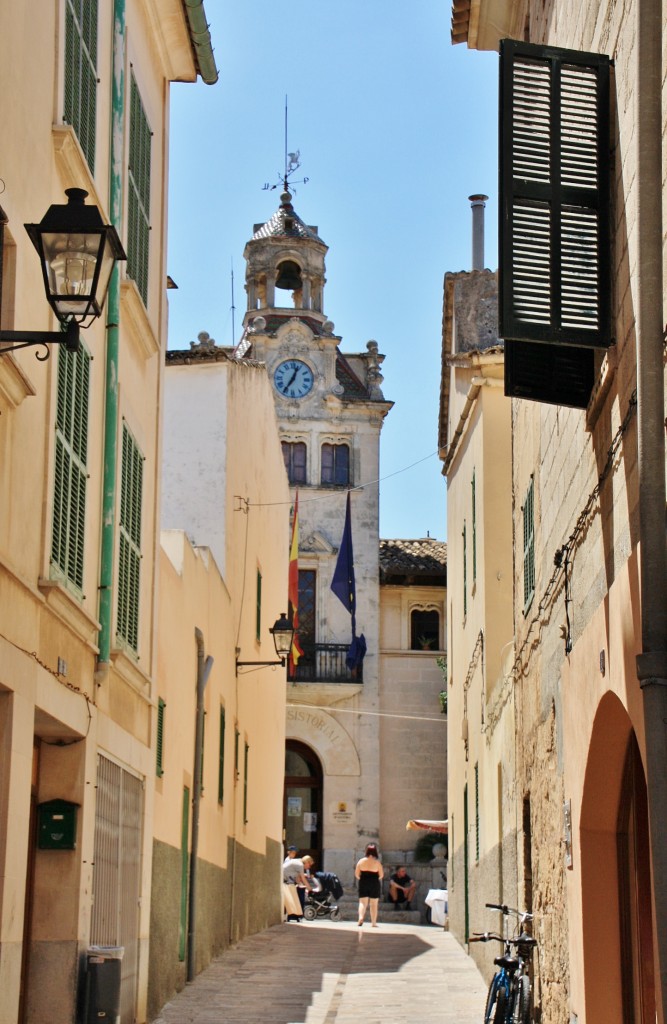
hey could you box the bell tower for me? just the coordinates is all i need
[243,189,328,320]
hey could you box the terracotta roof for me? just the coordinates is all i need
[379,539,447,584]
[335,351,368,399]
[252,193,324,244]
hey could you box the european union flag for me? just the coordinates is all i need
[331,491,356,636]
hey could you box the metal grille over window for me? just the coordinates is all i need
[64,0,98,172]
[116,425,143,651]
[127,76,151,304]
[499,40,611,351]
[51,347,90,590]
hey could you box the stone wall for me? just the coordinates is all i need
[147,837,282,1021]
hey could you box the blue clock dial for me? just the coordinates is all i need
[273,359,314,398]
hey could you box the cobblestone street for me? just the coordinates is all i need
[152,920,486,1024]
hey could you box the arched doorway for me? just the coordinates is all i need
[284,741,322,863]
[580,693,655,1024]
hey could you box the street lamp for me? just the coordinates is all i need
[236,612,295,674]
[0,188,126,358]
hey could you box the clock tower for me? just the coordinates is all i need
[235,187,393,882]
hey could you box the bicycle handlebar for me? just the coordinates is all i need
[485,902,533,923]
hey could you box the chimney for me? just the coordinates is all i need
[469,194,488,271]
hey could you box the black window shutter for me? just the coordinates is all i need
[499,39,611,351]
[505,339,595,409]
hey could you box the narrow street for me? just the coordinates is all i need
[152,920,486,1024]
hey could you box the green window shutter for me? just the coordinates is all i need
[234,728,240,782]
[64,0,97,172]
[51,347,90,591]
[475,763,480,862]
[256,570,262,642]
[127,75,151,304]
[156,699,166,777]
[499,39,611,350]
[462,522,467,618]
[471,471,477,583]
[116,424,143,651]
[243,743,249,824]
[523,478,535,611]
[218,707,225,804]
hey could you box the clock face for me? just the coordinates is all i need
[273,359,314,399]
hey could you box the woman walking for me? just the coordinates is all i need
[355,843,384,928]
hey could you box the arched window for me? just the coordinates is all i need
[321,443,350,486]
[282,441,307,485]
[411,609,440,650]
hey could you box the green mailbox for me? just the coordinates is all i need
[37,799,78,850]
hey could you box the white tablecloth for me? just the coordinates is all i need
[425,888,448,926]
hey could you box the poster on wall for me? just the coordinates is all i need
[303,812,317,832]
[287,797,302,817]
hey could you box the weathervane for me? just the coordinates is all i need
[262,96,309,194]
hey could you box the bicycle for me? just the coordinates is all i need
[469,902,538,1024]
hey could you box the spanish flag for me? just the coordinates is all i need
[288,493,304,671]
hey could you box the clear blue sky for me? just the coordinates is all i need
[166,1,499,541]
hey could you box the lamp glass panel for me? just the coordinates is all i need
[272,627,293,657]
[41,230,104,316]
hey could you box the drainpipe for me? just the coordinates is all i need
[188,628,214,982]
[98,0,125,665]
[636,0,667,1018]
[183,0,219,84]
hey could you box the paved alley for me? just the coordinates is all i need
[152,920,487,1024]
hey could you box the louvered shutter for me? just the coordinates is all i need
[505,338,595,408]
[116,424,143,652]
[127,76,152,304]
[63,0,97,172]
[52,348,90,590]
[156,699,166,777]
[499,39,611,350]
[522,478,535,611]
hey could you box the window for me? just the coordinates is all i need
[156,699,166,778]
[51,346,90,591]
[321,443,350,486]
[243,742,249,824]
[499,40,611,405]
[462,522,467,619]
[116,424,143,651]
[256,569,262,642]
[116,421,142,647]
[127,75,151,304]
[298,570,316,646]
[64,0,98,171]
[475,763,480,863]
[471,471,477,583]
[218,707,225,804]
[411,609,439,650]
[523,477,535,612]
[282,441,307,484]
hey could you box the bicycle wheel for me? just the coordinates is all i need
[484,975,509,1024]
[512,974,531,1024]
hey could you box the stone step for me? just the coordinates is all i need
[334,896,422,924]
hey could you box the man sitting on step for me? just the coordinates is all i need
[388,866,416,910]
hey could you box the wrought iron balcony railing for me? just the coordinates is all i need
[288,642,363,684]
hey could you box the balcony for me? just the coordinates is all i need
[288,642,363,684]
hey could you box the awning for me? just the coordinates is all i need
[406,819,448,834]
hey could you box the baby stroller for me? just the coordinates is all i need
[303,871,344,921]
